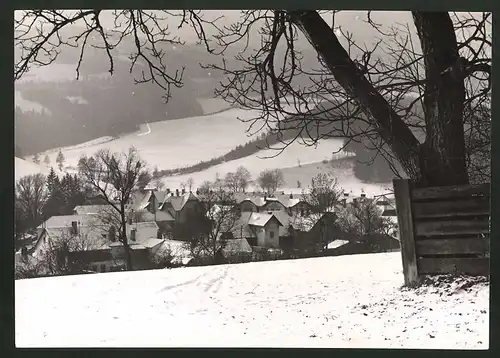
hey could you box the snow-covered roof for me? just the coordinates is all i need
[126,222,159,231]
[141,238,164,249]
[327,239,350,250]
[73,204,115,215]
[160,192,198,211]
[248,213,283,227]
[233,192,307,209]
[37,215,99,229]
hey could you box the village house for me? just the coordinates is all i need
[155,189,204,238]
[127,191,176,234]
[231,212,283,248]
[30,213,162,273]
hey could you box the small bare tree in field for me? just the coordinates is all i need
[77,147,148,270]
[304,172,343,215]
[257,169,285,193]
[186,177,195,192]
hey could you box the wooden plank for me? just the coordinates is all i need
[412,198,490,219]
[412,183,490,201]
[418,257,489,276]
[415,237,490,256]
[415,219,490,237]
[393,179,419,286]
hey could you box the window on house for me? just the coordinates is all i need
[91,265,98,272]
[300,209,304,216]
[100,264,106,272]
[270,231,275,239]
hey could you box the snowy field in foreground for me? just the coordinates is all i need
[16,253,489,349]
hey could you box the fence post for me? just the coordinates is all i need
[393,179,420,286]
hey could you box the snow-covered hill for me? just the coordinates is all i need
[30,108,265,170]
[15,157,64,181]
[25,107,393,195]
[15,252,489,348]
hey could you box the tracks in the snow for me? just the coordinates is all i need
[159,266,229,295]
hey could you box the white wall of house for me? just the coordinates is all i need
[264,220,280,248]
[256,227,266,247]
[126,224,158,243]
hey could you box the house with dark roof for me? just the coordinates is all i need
[157,190,204,239]
[232,212,283,248]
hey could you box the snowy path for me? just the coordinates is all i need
[137,122,151,136]
[15,253,489,349]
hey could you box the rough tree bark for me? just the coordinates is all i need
[289,10,470,187]
[412,12,469,187]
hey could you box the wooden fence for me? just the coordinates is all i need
[393,179,490,285]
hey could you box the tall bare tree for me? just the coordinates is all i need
[15,10,491,186]
[56,150,65,171]
[303,172,343,215]
[186,181,240,264]
[337,197,396,237]
[235,166,252,192]
[186,177,195,192]
[257,169,285,193]
[15,173,48,229]
[77,147,148,270]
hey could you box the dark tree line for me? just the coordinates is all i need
[14,169,92,242]
[43,168,90,219]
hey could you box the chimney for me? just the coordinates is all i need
[289,193,293,199]
[343,192,349,197]
[175,189,179,196]
[171,193,174,197]
[182,188,186,195]
[71,221,78,235]
[131,228,136,241]
[268,211,273,215]
[361,193,366,198]
[196,190,200,195]
[166,188,171,194]
[342,198,347,208]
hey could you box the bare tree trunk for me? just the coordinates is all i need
[289,11,469,187]
[412,12,469,186]
[120,203,133,270]
[289,11,422,181]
